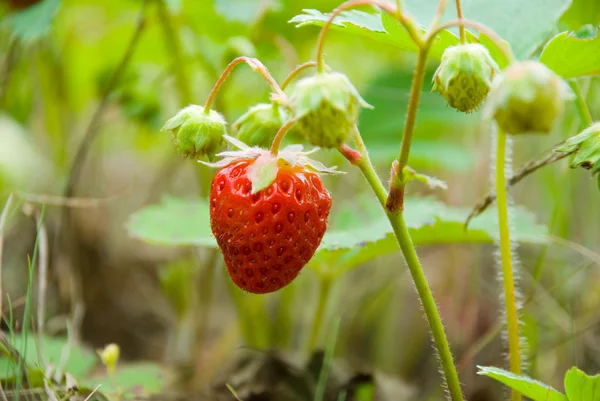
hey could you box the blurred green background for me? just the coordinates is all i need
[0,0,599,400]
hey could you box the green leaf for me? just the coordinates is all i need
[290,9,403,48]
[84,363,165,398]
[127,196,547,274]
[560,0,600,31]
[2,0,61,43]
[126,196,217,247]
[312,197,548,272]
[539,28,600,78]
[0,335,96,379]
[248,155,279,194]
[477,366,567,401]
[564,367,600,401]
[291,0,569,60]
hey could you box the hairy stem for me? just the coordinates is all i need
[454,0,465,42]
[346,130,464,401]
[270,119,297,155]
[281,61,318,90]
[568,79,593,127]
[495,128,522,401]
[315,0,421,72]
[386,48,429,212]
[156,0,192,105]
[204,57,284,113]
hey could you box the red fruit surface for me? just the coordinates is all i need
[209,159,332,294]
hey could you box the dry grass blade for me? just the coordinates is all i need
[0,193,15,321]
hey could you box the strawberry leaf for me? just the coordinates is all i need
[540,28,600,78]
[477,366,567,401]
[313,197,547,272]
[564,367,600,401]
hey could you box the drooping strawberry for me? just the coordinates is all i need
[203,136,340,294]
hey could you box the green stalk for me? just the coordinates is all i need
[495,128,522,401]
[349,131,464,401]
[568,80,593,127]
[307,275,332,351]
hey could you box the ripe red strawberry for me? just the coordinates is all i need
[205,135,340,294]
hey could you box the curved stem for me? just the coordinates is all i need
[281,61,318,90]
[428,0,448,31]
[270,119,297,155]
[495,128,522,401]
[386,48,429,212]
[568,79,593,127]
[315,0,421,72]
[454,0,465,43]
[204,57,285,113]
[427,18,514,63]
[344,130,464,401]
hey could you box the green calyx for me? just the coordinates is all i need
[432,43,499,113]
[485,61,573,135]
[162,105,227,160]
[555,122,600,180]
[289,71,372,149]
[233,103,285,148]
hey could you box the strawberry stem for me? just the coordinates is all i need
[315,0,422,73]
[204,57,285,114]
[385,47,429,212]
[269,119,297,156]
[454,0,466,43]
[281,61,318,90]
[428,0,448,31]
[495,128,522,401]
[345,127,464,401]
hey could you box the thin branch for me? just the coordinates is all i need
[62,0,148,203]
[464,147,575,228]
[0,39,18,107]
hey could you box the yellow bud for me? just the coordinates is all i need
[97,343,120,376]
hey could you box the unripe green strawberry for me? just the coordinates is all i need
[432,43,499,113]
[162,105,227,160]
[233,103,284,148]
[555,122,600,183]
[289,72,372,149]
[484,61,573,135]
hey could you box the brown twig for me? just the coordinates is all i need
[464,148,575,228]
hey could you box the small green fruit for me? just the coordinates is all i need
[233,103,284,148]
[485,61,572,135]
[432,43,499,113]
[555,122,600,181]
[162,105,227,160]
[289,72,372,149]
